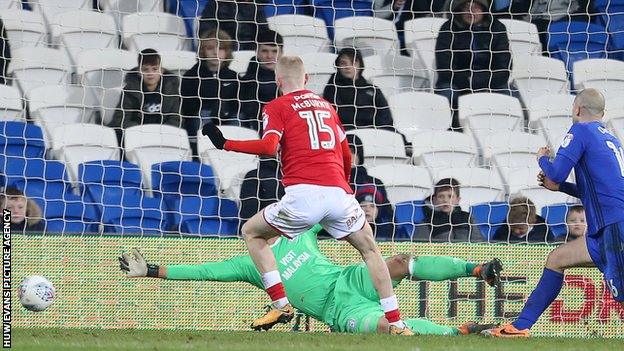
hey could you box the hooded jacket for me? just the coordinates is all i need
[239,57,279,131]
[435,0,512,90]
[416,204,483,242]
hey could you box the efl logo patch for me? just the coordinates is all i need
[561,133,574,148]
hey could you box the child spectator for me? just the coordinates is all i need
[414,178,483,242]
[1,187,44,233]
[565,205,587,241]
[493,196,554,243]
[356,185,395,239]
[109,49,181,146]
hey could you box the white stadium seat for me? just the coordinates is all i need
[389,92,452,140]
[411,130,476,169]
[434,167,505,211]
[75,49,136,125]
[346,128,408,167]
[124,125,192,193]
[539,118,573,151]
[503,166,572,212]
[159,50,197,77]
[0,84,23,121]
[229,50,256,75]
[334,16,398,57]
[268,14,330,54]
[0,0,21,9]
[100,0,164,32]
[8,47,72,95]
[499,19,542,57]
[403,17,447,85]
[367,164,432,203]
[362,55,429,98]
[122,12,189,52]
[28,85,97,146]
[29,0,91,29]
[512,56,568,107]
[573,59,624,101]
[0,9,46,49]
[301,53,337,95]
[528,94,575,130]
[483,131,546,167]
[197,126,259,200]
[49,10,119,64]
[51,123,120,182]
[458,93,524,148]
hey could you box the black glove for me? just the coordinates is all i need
[202,123,226,149]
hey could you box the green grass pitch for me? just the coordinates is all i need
[12,328,622,351]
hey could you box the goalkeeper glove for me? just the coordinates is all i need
[119,248,160,278]
[202,123,226,149]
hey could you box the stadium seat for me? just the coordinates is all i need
[301,52,336,95]
[606,98,624,139]
[573,58,624,101]
[0,156,71,203]
[49,10,119,65]
[100,0,164,32]
[512,55,569,107]
[367,165,432,204]
[8,47,72,95]
[265,0,309,17]
[79,160,142,203]
[501,165,572,212]
[29,0,92,29]
[482,131,546,167]
[0,0,21,9]
[75,48,136,126]
[334,16,398,57]
[27,85,98,146]
[539,118,573,151]
[229,50,256,75]
[50,124,120,183]
[159,50,197,77]
[362,55,429,99]
[0,121,45,158]
[124,125,192,193]
[170,195,239,236]
[434,167,505,211]
[313,1,374,39]
[593,0,624,59]
[527,94,575,131]
[168,0,208,40]
[547,22,609,85]
[122,12,189,52]
[345,129,408,167]
[469,202,509,241]
[268,14,331,54]
[0,9,46,49]
[42,195,99,234]
[458,93,524,148]
[389,92,452,141]
[394,200,427,240]
[0,84,23,121]
[499,19,542,56]
[403,17,447,85]
[411,130,477,169]
[197,126,259,200]
[542,203,573,238]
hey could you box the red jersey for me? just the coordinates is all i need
[262,89,352,193]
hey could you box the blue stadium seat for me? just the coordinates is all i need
[170,195,218,230]
[312,0,374,39]
[394,200,426,240]
[469,202,509,241]
[548,22,609,86]
[265,0,310,17]
[168,0,209,38]
[171,195,239,236]
[541,203,571,238]
[0,121,45,158]
[180,217,239,236]
[592,0,624,60]
[42,195,99,234]
[79,160,143,203]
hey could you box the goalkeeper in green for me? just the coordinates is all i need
[119,225,501,335]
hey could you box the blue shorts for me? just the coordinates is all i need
[586,221,624,302]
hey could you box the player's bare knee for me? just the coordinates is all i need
[376,317,390,333]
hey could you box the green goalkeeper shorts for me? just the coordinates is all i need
[331,264,388,333]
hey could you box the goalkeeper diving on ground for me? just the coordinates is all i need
[119,224,502,335]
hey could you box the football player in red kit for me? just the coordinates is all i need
[202,56,412,335]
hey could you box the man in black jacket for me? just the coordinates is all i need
[239,157,284,224]
[435,0,513,128]
[180,29,240,157]
[199,0,269,51]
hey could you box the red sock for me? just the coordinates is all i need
[262,271,289,308]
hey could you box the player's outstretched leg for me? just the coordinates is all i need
[482,237,594,337]
[378,317,497,336]
[345,223,413,336]
[242,211,295,331]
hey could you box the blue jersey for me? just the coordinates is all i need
[556,121,624,236]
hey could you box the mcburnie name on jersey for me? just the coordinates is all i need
[290,92,332,111]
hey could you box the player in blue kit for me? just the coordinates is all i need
[484,88,624,337]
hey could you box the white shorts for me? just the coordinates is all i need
[262,184,366,239]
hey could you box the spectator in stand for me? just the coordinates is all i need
[0,19,10,84]
[493,196,554,243]
[181,29,240,158]
[356,185,395,239]
[565,205,587,241]
[323,48,394,131]
[239,29,283,131]
[373,0,408,21]
[109,49,181,146]
[239,157,284,224]
[414,178,483,242]
[435,0,513,129]
[199,0,269,51]
[1,187,44,233]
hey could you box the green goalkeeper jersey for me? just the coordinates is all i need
[166,225,346,325]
